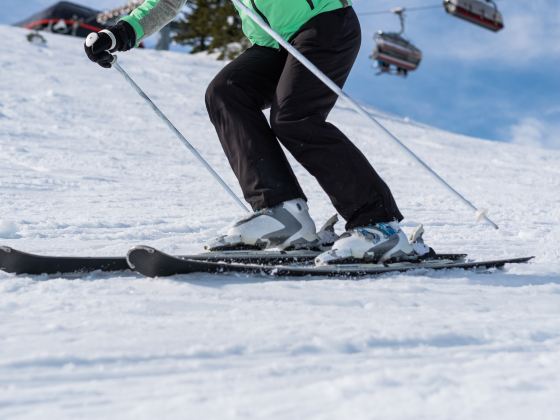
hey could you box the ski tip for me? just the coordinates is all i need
[126,245,157,269]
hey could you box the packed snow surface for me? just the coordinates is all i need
[1,26,559,419]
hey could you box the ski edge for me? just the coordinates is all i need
[127,246,534,278]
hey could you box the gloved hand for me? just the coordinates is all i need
[84,21,136,68]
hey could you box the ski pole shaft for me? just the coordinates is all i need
[113,60,249,213]
[231,0,499,230]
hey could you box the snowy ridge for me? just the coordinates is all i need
[0,26,559,419]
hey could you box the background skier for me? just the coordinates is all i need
[84,0,419,264]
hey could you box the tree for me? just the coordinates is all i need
[174,0,248,60]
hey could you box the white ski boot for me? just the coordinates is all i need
[315,221,424,266]
[206,199,320,251]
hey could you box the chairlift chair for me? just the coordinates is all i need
[370,8,423,77]
[443,0,504,32]
[372,32,423,76]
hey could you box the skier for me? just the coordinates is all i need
[84,0,421,265]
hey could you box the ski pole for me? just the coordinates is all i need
[231,0,499,230]
[112,59,249,213]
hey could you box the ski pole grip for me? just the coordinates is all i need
[85,32,117,66]
[85,32,98,48]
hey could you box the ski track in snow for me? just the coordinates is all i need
[0,26,559,419]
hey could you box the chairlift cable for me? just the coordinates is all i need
[359,4,441,17]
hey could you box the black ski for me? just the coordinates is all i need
[0,246,130,275]
[0,246,336,275]
[127,246,525,278]
[0,246,467,276]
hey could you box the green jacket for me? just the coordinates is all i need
[121,0,351,49]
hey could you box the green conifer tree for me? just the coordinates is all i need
[174,0,248,59]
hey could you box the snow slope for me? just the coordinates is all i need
[1,26,559,419]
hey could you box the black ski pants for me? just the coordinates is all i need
[205,7,403,229]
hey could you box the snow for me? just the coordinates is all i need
[0,220,19,238]
[1,26,559,419]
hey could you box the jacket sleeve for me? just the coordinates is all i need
[120,0,187,45]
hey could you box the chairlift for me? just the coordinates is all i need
[370,8,422,77]
[443,0,504,32]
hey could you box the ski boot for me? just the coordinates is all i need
[206,199,320,251]
[315,221,428,266]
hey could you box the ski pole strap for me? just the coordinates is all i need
[231,0,499,230]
